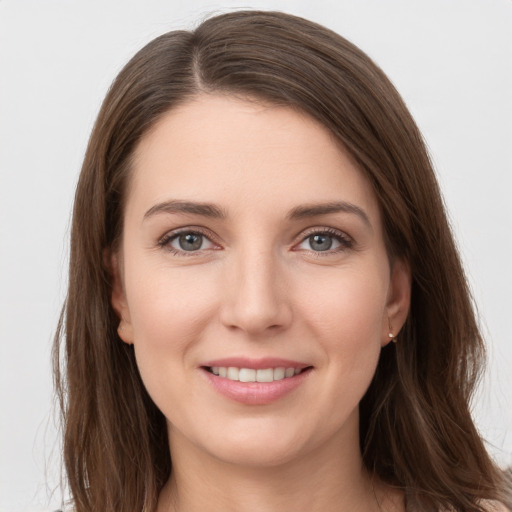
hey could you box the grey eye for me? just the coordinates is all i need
[308,234,333,251]
[296,230,348,253]
[176,233,204,251]
[162,230,217,254]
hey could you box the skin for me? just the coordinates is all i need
[112,94,411,512]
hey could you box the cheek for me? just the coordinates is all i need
[295,264,388,405]
[124,261,220,354]
[124,263,222,417]
[298,265,388,346]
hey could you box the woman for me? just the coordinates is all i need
[53,10,511,512]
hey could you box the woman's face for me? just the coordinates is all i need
[112,94,410,468]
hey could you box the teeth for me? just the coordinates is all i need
[209,366,305,382]
[273,367,285,380]
[227,367,239,381]
[239,368,256,382]
[256,368,274,382]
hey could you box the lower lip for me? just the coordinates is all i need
[201,368,312,405]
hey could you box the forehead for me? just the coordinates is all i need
[128,94,381,224]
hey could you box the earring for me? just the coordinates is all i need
[388,317,397,343]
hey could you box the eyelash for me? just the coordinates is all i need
[157,227,353,257]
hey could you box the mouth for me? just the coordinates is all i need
[202,366,312,383]
[200,357,313,404]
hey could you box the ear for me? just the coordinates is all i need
[107,250,134,345]
[382,258,411,346]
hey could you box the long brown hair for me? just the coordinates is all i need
[53,10,511,512]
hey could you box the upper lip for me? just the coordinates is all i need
[201,357,311,370]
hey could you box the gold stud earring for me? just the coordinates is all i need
[388,317,397,343]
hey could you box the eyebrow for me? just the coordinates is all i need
[286,201,371,227]
[143,199,371,228]
[144,200,228,220]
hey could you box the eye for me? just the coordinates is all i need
[305,233,337,252]
[158,229,217,255]
[173,232,207,251]
[295,228,353,254]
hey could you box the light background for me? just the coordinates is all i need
[0,1,511,510]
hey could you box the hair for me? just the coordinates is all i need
[53,9,511,512]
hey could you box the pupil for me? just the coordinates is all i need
[179,233,202,251]
[310,234,332,251]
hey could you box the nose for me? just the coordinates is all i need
[219,247,293,337]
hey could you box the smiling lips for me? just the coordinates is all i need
[201,358,312,405]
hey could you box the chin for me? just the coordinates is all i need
[209,438,307,469]
[212,416,335,469]
[172,415,315,469]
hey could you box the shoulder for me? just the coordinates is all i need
[481,501,510,512]
[436,501,510,512]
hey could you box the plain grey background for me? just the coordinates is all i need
[1,1,511,510]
